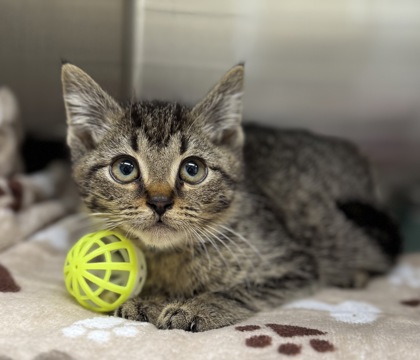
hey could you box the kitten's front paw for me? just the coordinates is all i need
[156,295,253,332]
[157,302,203,332]
[115,297,166,324]
[116,292,254,332]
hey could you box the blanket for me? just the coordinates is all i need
[1,214,419,360]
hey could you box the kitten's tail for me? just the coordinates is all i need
[337,200,403,262]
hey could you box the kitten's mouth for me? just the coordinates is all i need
[153,221,170,229]
[125,216,188,249]
[142,220,180,246]
[148,217,174,231]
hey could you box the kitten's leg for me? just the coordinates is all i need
[272,191,397,288]
[116,250,319,331]
[156,289,256,332]
[116,289,256,331]
[156,273,318,332]
[256,145,401,288]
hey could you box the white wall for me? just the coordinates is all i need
[1,0,419,182]
[0,0,126,139]
[133,0,420,180]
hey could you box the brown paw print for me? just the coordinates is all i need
[236,323,335,356]
[278,343,301,356]
[0,263,20,292]
[400,299,420,307]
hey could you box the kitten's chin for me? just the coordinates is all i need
[130,224,188,250]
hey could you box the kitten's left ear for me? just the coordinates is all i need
[61,63,123,160]
[192,64,244,148]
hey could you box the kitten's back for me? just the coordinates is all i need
[243,124,402,270]
[243,123,374,202]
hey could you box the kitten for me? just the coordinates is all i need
[61,63,401,332]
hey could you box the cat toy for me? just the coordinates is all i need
[63,230,147,313]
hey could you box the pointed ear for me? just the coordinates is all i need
[192,64,244,148]
[61,63,123,160]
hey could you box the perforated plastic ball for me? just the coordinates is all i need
[63,230,147,313]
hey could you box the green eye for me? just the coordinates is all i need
[179,157,207,185]
[110,156,140,183]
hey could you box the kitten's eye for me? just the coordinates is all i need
[110,156,140,184]
[179,157,207,185]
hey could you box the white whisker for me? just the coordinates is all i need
[195,226,229,269]
[202,225,243,270]
[218,224,262,258]
[188,226,211,269]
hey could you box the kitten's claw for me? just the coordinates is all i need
[157,304,203,332]
[115,298,147,322]
[115,298,164,323]
[156,295,250,332]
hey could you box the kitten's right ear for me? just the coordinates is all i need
[192,64,245,149]
[61,63,123,160]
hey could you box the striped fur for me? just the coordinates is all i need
[62,64,401,332]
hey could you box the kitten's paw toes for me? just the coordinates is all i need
[157,303,203,332]
[115,299,149,322]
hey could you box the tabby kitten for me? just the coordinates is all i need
[61,63,401,332]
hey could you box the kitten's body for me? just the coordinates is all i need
[62,64,401,331]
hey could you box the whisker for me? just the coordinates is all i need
[206,224,247,255]
[218,224,262,258]
[202,225,243,270]
[188,226,211,269]
[62,215,103,236]
[195,226,229,269]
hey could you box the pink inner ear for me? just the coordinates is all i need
[219,126,244,148]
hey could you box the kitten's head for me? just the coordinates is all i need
[62,64,245,250]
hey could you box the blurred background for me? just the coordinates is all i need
[1,0,420,250]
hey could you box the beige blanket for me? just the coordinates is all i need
[1,215,419,360]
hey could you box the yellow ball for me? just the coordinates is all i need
[63,230,146,313]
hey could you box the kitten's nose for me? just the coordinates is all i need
[146,195,174,216]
